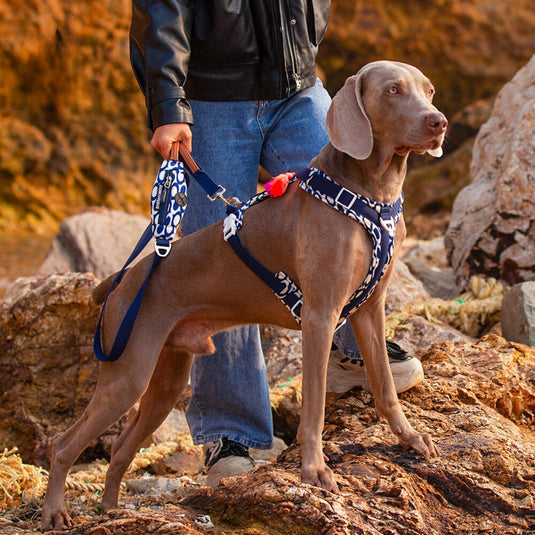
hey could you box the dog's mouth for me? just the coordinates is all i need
[395,136,444,156]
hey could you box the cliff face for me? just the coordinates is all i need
[1,0,534,232]
[320,0,535,117]
[0,0,153,232]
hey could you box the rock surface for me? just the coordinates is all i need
[39,208,152,279]
[0,273,103,466]
[445,54,535,288]
[502,281,535,347]
[6,335,533,535]
[115,336,535,535]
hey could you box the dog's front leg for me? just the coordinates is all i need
[350,301,439,458]
[298,309,339,493]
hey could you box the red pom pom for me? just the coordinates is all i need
[264,172,295,198]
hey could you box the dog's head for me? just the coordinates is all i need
[326,60,448,160]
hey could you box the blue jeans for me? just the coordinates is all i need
[182,79,360,449]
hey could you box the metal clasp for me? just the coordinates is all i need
[208,186,242,208]
[208,185,227,202]
[155,240,172,257]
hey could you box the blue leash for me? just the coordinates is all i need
[93,147,239,362]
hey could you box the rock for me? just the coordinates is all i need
[251,437,288,464]
[501,281,535,347]
[403,138,474,239]
[390,316,473,357]
[402,237,459,299]
[262,325,302,387]
[0,273,103,466]
[323,1,535,121]
[446,98,495,153]
[62,508,210,535]
[125,476,187,498]
[177,336,535,535]
[39,208,153,279]
[385,260,431,312]
[445,54,535,288]
[150,409,190,446]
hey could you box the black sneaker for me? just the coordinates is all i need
[203,438,255,486]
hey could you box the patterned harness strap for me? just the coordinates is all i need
[223,168,403,329]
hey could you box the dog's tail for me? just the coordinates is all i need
[92,270,125,305]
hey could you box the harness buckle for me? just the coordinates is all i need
[223,213,238,241]
[335,187,357,210]
[380,217,396,236]
[155,239,172,257]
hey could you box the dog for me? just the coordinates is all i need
[41,61,447,530]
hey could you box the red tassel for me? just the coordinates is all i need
[264,172,295,198]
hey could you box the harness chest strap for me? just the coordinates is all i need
[223,167,403,328]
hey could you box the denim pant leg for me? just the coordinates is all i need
[332,321,363,360]
[181,100,274,449]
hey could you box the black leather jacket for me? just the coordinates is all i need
[130,0,330,130]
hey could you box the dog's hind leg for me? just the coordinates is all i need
[41,328,168,530]
[41,371,150,530]
[101,345,194,511]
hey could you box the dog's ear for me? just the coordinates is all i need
[325,73,373,160]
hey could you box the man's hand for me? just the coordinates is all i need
[151,123,193,160]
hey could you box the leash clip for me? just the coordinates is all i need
[208,185,227,203]
[209,185,242,208]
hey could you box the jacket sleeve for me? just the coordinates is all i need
[130,0,194,130]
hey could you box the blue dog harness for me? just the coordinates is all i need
[224,167,403,330]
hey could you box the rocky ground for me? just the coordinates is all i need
[2,333,535,534]
[0,228,532,534]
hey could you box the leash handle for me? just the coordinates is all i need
[177,143,200,173]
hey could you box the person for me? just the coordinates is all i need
[129,0,423,485]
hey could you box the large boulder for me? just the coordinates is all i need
[502,281,535,347]
[445,55,535,288]
[0,273,102,466]
[39,208,152,279]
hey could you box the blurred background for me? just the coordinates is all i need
[1,0,534,289]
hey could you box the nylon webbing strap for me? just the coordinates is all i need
[179,145,221,199]
[227,234,283,293]
[93,225,159,362]
[94,147,236,362]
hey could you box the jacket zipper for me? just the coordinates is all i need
[277,0,301,96]
[285,8,301,92]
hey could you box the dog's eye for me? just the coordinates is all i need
[427,88,435,97]
[387,86,399,95]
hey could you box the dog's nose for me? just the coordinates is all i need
[426,112,448,134]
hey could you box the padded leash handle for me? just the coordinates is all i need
[178,143,200,172]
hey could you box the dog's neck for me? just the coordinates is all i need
[310,143,408,205]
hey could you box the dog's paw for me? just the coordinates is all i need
[41,508,73,531]
[301,463,339,493]
[396,427,440,458]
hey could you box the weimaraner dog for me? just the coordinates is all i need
[41,60,447,530]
